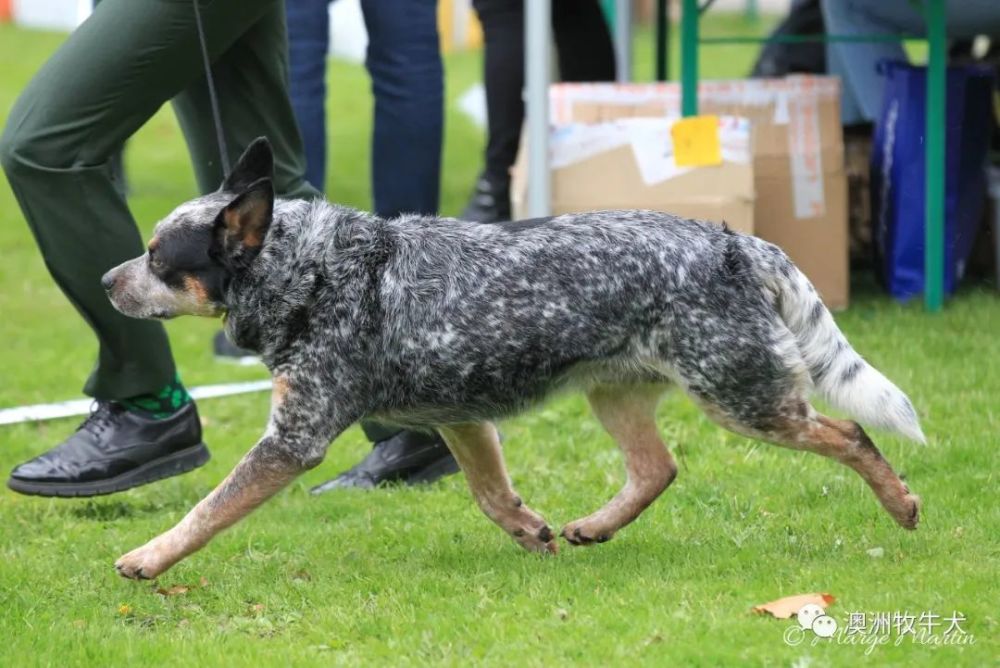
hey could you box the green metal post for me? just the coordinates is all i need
[745,0,758,22]
[600,0,616,31]
[924,0,946,311]
[681,0,699,116]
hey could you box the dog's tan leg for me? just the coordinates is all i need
[115,374,345,579]
[562,384,676,546]
[763,412,920,529]
[438,422,558,554]
[114,447,303,580]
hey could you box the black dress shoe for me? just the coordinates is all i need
[212,330,260,365]
[310,430,459,492]
[7,401,210,498]
[460,173,511,223]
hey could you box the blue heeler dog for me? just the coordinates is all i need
[103,139,924,580]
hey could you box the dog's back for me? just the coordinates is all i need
[356,209,921,443]
[363,211,741,418]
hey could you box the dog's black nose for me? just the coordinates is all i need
[101,272,117,291]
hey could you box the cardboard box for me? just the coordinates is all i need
[542,77,849,308]
[512,116,755,235]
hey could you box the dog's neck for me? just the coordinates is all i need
[221,199,386,361]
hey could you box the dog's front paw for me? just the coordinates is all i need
[114,539,175,580]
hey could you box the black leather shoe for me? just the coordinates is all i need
[212,330,260,365]
[461,173,511,223]
[7,401,210,498]
[310,430,459,492]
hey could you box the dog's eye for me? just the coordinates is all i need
[149,254,164,271]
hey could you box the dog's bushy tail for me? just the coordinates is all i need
[769,255,925,444]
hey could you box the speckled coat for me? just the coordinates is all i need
[105,139,925,580]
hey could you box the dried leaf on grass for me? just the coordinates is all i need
[751,593,835,619]
[153,576,208,597]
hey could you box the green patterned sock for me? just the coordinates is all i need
[120,373,192,419]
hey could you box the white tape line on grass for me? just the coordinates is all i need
[0,380,272,426]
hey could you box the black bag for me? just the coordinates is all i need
[750,0,826,78]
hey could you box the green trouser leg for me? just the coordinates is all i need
[171,2,317,199]
[0,0,316,401]
[171,5,403,444]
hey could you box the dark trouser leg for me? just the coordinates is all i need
[0,0,307,400]
[361,0,443,217]
[471,0,615,186]
[284,0,331,193]
[309,1,456,488]
[2,151,167,401]
[471,0,525,186]
[172,2,319,199]
[356,0,443,446]
[552,0,616,82]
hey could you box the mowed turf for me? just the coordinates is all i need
[1,16,998,667]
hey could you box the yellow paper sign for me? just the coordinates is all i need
[671,115,722,167]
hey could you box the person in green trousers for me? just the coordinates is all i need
[2,0,460,498]
[0,0,319,497]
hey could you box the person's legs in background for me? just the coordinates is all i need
[821,0,1000,126]
[464,0,521,222]
[363,0,443,217]
[463,0,615,223]
[819,0,909,126]
[551,0,615,83]
[310,0,456,491]
[285,0,331,192]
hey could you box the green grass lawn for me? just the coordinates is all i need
[1,14,999,667]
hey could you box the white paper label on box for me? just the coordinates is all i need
[788,83,826,219]
[628,121,684,185]
[548,122,632,169]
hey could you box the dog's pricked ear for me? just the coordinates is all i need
[221,137,274,193]
[214,177,273,270]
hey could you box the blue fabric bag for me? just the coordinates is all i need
[871,61,995,300]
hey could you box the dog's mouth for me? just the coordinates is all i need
[107,292,175,321]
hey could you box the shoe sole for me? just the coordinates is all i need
[6,443,211,498]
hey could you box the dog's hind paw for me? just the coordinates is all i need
[560,521,613,547]
[894,491,921,530]
[513,525,559,554]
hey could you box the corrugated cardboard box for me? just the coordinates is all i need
[544,77,848,308]
[512,115,755,235]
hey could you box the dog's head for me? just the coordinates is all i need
[103,138,276,320]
